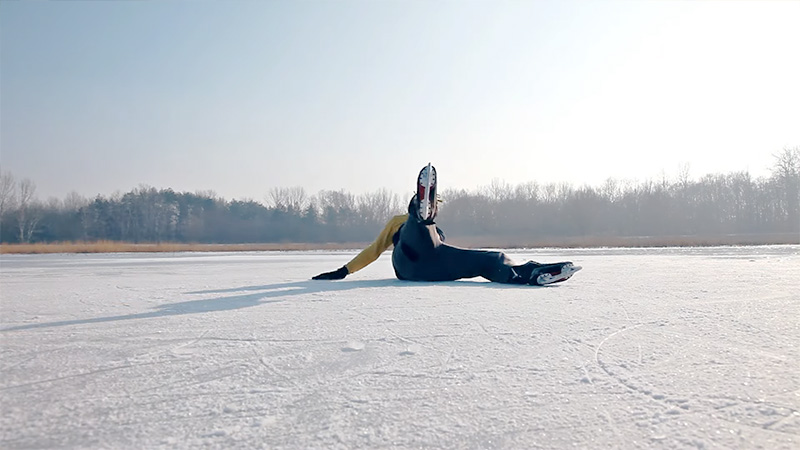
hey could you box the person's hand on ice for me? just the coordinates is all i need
[312,266,349,280]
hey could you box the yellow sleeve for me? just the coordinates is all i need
[345,214,408,274]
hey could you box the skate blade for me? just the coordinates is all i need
[537,265,582,285]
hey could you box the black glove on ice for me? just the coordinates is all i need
[312,266,349,280]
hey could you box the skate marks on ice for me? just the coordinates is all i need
[1,247,799,449]
[586,310,799,446]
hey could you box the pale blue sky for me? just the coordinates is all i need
[2,0,799,201]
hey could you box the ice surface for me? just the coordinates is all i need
[1,246,798,449]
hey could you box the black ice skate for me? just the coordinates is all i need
[416,163,437,222]
[530,262,582,285]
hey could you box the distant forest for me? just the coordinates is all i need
[1,148,798,246]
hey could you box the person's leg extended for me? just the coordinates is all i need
[391,201,518,282]
[433,244,517,282]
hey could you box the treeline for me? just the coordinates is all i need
[0,183,404,244]
[1,149,798,245]
[441,171,798,241]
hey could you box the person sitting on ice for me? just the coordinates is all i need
[312,164,581,285]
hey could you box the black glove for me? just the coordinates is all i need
[312,266,349,280]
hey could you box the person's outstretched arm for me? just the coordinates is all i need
[312,214,407,280]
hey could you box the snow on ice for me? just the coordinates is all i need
[1,246,798,449]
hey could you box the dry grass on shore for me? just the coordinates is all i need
[0,241,370,255]
[1,233,797,255]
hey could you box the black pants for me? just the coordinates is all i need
[391,201,516,283]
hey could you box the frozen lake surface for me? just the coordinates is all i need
[1,246,798,449]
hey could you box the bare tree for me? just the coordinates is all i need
[677,162,691,189]
[601,178,620,202]
[513,181,540,202]
[488,178,513,202]
[357,189,401,225]
[63,191,89,211]
[658,169,670,191]
[195,189,218,200]
[268,187,308,212]
[0,169,16,217]
[317,189,356,230]
[773,146,800,177]
[16,178,41,242]
[772,146,800,230]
